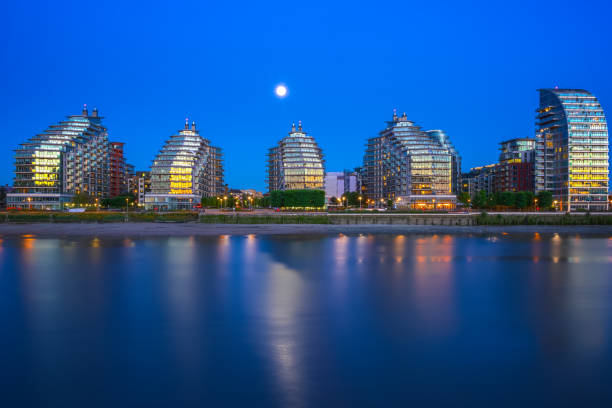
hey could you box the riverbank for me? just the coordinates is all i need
[1,223,611,237]
[2,211,612,226]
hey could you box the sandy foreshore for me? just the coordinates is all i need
[1,223,611,238]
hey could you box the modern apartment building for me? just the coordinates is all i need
[535,89,609,211]
[7,105,110,209]
[145,120,224,210]
[461,164,496,197]
[362,110,459,209]
[266,122,325,192]
[129,170,151,204]
[494,138,536,193]
[109,142,128,197]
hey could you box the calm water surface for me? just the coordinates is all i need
[1,233,612,407]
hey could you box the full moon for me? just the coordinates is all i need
[275,84,288,98]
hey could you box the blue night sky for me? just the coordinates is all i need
[1,0,611,191]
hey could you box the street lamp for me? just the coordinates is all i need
[125,198,129,215]
[223,196,228,209]
[27,197,31,211]
[342,196,347,208]
[358,195,362,209]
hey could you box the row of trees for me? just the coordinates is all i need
[201,195,270,208]
[71,192,136,208]
[329,192,363,206]
[458,190,553,210]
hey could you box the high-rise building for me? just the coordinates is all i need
[7,105,110,210]
[266,122,325,192]
[535,89,609,211]
[145,120,224,210]
[363,110,458,209]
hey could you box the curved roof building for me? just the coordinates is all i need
[266,122,325,191]
[7,105,109,209]
[536,89,608,211]
[145,120,223,210]
[363,110,460,209]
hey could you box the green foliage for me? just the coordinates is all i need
[473,190,488,208]
[72,193,95,205]
[101,194,136,208]
[341,192,362,206]
[269,189,325,208]
[536,191,553,209]
[0,186,6,209]
[499,192,516,207]
[457,192,470,206]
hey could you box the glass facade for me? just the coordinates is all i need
[7,105,109,210]
[363,111,459,209]
[145,120,224,210]
[536,89,609,211]
[267,122,325,191]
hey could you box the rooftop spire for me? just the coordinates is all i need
[291,122,296,132]
[392,108,398,121]
[92,107,98,118]
[185,118,189,129]
[191,121,196,130]
[298,120,302,131]
[82,104,89,116]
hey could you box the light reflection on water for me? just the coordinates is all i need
[1,233,612,406]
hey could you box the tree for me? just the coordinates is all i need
[536,191,553,210]
[457,192,470,207]
[515,191,529,209]
[72,192,94,205]
[341,192,361,206]
[101,194,136,208]
[499,191,516,208]
[473,190,488,209]
[0,185,6,210]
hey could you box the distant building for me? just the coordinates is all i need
[129,170,151,204]
[145,120,224,210]
[266,121,325,192]
[7,105,110,210]
[362,110,458,210]
[461,164,496,197]
[324,169,362,202]
[494,138,536,193]
[240,189,263,198]
[109,142,128,197]
[536,88,609,211]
